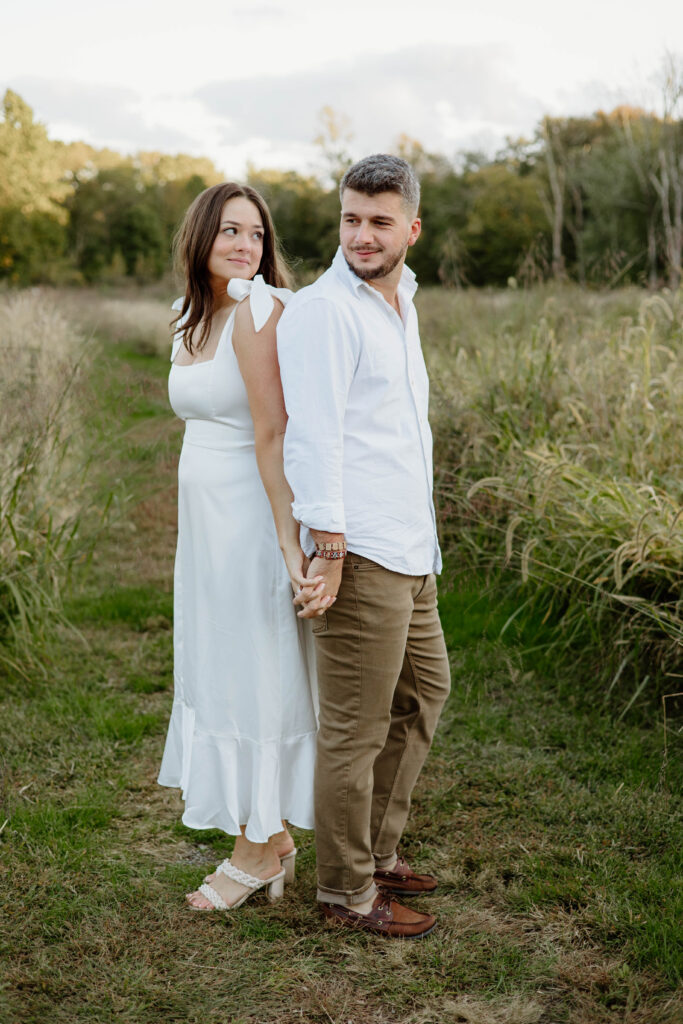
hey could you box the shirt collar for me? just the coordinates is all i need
[331,247,418,302]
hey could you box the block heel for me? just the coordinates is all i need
[280,848,297,884]
[266,873,285,901]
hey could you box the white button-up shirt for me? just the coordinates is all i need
[277,247,441,576]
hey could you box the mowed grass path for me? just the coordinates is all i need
[1,330,681,1024]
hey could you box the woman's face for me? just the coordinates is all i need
[207,196,265,287]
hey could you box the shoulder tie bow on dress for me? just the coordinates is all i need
[227,274,292,331]
[170,277,292,361]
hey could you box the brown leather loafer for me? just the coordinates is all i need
[373,855,438,895]
[320,892,436,938]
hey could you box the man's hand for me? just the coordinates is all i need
[294,530,345,618]
[293,555,343,618]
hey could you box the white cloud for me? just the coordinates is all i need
[8,77,196,152]
[5,44,544,174]
[194,43,544,162]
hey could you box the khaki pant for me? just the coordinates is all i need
[312,553,451,906]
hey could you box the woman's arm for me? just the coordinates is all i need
[232,298,319,594]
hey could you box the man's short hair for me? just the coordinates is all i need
[340,154,420,214]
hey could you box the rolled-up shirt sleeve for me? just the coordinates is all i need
[277,297,358,533]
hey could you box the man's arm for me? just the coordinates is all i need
[277,298,358,617]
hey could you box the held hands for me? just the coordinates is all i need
[293,555,343,619]
[282,546,323,598]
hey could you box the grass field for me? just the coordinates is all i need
[1,285,682,1023]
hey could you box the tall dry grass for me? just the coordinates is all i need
[0,290,96,670]
[420,284,683,695]
[57,290,173,357]
[0,284,176,670]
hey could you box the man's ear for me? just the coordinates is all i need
[408,218,421,247]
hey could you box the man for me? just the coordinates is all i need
[277,154,450,938]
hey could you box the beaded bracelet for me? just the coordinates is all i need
[314,542,347,560]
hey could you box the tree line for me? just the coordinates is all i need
[1,71,682,290]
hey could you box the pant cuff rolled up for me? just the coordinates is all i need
[373,849,398,870]
[316,881,378,907]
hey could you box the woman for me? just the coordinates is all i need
[158,183,324,911]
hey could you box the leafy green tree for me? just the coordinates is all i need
[135,151,222,187]
[390,137,469,286]
[576,111,658,286]
[530,114,612,283]
[0,90,66,214]
[110,200,165,277]
[0,207,67,284]
[248,168,339,276]
[0,90,69,282]
[414,172,472,286]
[67,166,167,281]
[461,163,548,285]
[158,174,209,253]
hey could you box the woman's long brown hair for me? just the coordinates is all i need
[172,182,292,354]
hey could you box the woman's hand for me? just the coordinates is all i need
[282,546,323,598]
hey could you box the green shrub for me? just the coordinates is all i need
[423,285,683,698]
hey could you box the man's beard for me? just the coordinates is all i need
[345,243,408,282]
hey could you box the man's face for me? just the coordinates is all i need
[340,189,421,282]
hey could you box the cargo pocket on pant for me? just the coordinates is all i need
[311,612,328,634]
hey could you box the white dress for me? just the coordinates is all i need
[158,277,318,842]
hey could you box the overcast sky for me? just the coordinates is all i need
[3,0,681,176]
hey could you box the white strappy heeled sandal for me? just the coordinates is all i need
[280,848,297,884]
[187,858,286,911]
